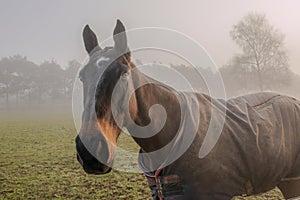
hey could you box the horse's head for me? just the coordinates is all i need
[75,20,135,174]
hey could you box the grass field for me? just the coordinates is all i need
[0,111,285,199]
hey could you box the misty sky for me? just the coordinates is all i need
[1,0,300,74]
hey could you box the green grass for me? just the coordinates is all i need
[0,113,284,199]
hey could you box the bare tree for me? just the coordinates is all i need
[230,13,290,91]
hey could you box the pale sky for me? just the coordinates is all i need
[0,0,300,73]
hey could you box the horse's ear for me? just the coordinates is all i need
[113,20,128,54]
[83,25,100,54]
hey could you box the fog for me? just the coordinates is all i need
[1,0,300,114]
[1,0,299,73]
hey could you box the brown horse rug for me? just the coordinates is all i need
[139,92,300,199]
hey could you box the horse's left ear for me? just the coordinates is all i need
[83,25,100,55]
[113,19,128,54]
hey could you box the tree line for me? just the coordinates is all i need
[0,55,80,108]
[0,13,296,109]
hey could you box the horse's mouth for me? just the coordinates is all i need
[82,163,112,175]
[77,153,112,174]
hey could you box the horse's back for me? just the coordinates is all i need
[173,92,300,196]
[227,92,281,107]
[224,92,300,191]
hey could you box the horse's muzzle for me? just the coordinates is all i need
[75,135,112,174]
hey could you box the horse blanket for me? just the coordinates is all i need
[139,92,300,199]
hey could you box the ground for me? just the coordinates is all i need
[0,111,285,199]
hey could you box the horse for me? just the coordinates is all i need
[75,20,300,200]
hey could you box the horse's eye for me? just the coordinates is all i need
[121,71,130,79]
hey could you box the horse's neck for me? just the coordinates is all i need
[127,70,181,153]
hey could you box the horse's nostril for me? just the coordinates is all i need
[77,153,84,166]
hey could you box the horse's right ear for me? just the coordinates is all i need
[83,25,100,54]
[113,20,128,54]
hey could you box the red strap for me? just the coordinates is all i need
[163,175,180,184]
[147,175,181,185]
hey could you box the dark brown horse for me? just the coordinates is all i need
[75,20,300,200]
